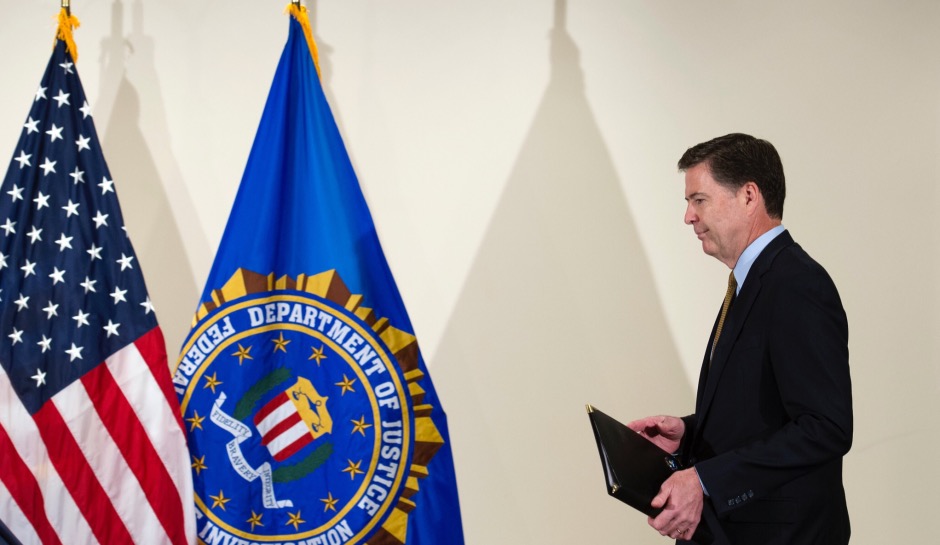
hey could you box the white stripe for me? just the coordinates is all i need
[266,420,310,457]
[104,341,195,544]
[0,477,42,545]
[51,370,164,545]
[0,366,95,545]
[256,399,297,436]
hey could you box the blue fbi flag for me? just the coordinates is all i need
[173,13,464,545]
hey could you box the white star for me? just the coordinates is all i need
[43,302,59,319]
[53,89,70,108]
[37,335,52,353]
[110,286,128,304]
[103,320,120,337]
[141,296,155,314]
[26,226,42,244]
[66,343,83,362]
[75,135,91,152]
[1,219,15,236]
[34,192,50,210]
[93,211,109,228]
[40,158,56,176]
[21,260,36,277]
[14,151,31,169]
[80,101,92,119]
[73,309,90,327]
[55,233,73,251]
[59,60,74,74]
[98,177,114,195]
[14,294,29,310]
[117,253,135,271]
[9,328,23,345]
[80,276,96,293]
[70,166,85,184]
[7,185,23,201]
[34,86,46,102]
[46,124,63,142]
[23,116,39,134]
[62,200,80,217]
[31,368,46,387]
[87,243,103,260]
[49,267,66,285]
[0,253,6,270]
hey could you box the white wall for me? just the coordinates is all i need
[1,1,937,543]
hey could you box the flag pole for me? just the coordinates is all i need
[56,0,80,62]
[286,0,322,78]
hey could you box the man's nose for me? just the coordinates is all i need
[684,204,696,225]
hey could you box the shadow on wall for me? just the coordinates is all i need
[97,0,207,358]
[431,1,693,544]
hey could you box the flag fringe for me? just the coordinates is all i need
[55,7,81,62]
[286,3,322,78]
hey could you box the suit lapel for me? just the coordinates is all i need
[694,231,794,431]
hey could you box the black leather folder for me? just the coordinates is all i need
[586,404,713,543]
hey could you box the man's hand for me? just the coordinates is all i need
[648,468,704,540]
[626,415,685,454]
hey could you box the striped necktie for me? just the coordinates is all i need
[711,271,737,362]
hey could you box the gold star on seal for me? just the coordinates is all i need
[321,492,339,512]
[231,343,253,365]
[351,416,372,436]
[247,511,263,531]
[285,511,305,531]
[210,490,230,510]
[272,332,291,353]
[191,455,207,476]
[335,374,356,395]
[186,411,205,431]
[342,459,365,480]
[203,372,222,394]
[308,345,327,365]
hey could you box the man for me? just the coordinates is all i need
[628,133,852,544]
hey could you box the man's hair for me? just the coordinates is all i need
[677,133,786,219]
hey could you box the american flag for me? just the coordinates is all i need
[0,38,195,544]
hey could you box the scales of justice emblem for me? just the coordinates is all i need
[174,269,445,545]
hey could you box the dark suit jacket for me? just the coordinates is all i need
[679,230,852,545]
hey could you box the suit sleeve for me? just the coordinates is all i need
[694,269,853,514]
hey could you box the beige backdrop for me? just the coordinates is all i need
[1,1,937,543]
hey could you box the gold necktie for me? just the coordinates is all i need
[711,271,737,361]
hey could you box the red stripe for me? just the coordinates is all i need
[273,433,314,462]
[254,391,290,425]
[33,401,134,545]
[0,423,63,545]
[135,327,186,433]
[260,411,304,445]
[81,363,187,545]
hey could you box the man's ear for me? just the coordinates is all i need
[742,181,762,213]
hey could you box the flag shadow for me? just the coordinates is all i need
[97,0,207,356]
[431,1,693,543]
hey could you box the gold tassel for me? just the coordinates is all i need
[286,2,322,78]
[55,7,81,62]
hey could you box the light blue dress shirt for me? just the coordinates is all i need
[732,225,786,295]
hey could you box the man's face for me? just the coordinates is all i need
[683,163,748,267]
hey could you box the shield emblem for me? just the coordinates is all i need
[253,377,332,461]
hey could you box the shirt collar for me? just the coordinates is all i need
[732,225,785,295]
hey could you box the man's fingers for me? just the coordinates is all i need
[650,487,668,509]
